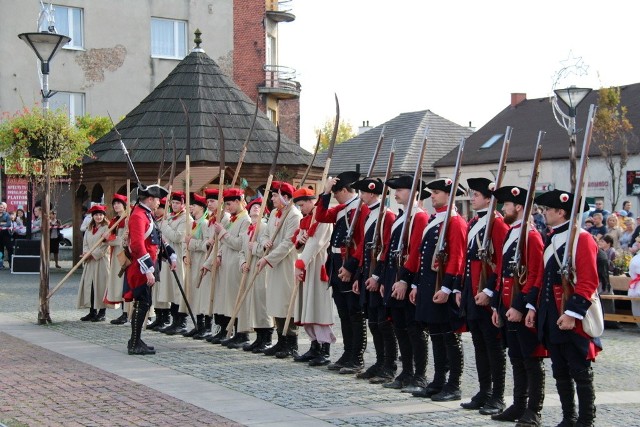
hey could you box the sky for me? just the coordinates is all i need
[278,0,640,152]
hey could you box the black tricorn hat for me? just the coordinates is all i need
[419,188,432,200]
[534,189,589,212]
[385,175,414,190]
[467,177,494,198]
[493,186,527,205]
[138,184,168,199]
[426,178,466,196]
[332,171,360,192]
[352,177,383,195]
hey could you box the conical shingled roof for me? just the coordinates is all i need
[88,50,314,166]
[319,110,473,177]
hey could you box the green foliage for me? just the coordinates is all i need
[314,118,356,152]
[75,114,111,144]
[594,86,635,211]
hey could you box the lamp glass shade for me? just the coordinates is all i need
[18,32,71,65]
[554,87,592,113]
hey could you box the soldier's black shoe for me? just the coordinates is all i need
[308,343,331,366]
[401,376,427,393]
[252,330,273,353]
[369,367,396,384]
[294,340,320,362]
[207,329,227,344]
[227,333,250,349]
[111,312,129,325]
[479,397,506,415]
[91,309,106,322]
[412,381,443,398]
[461,390,492,409]
[491,404,526,422]
[80,309,97,321]
[339,360,364,374]
[182,327,200,338]
[127,338,155,351]
[263,332,285,356]
[431,385,462,402]
[382,372,412,389]
[515,409,541,427]
[327,353,350,371]
[356,362,381,379]
[275,335,299,359]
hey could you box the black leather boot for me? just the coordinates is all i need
[158,304,179,333]
[275,334,299,359]
[357,321,383,379]
[128,302,156,355]
[226,332,250,349]
[431,332,463,402]
[183,314,203,338]
[208,316,230,344]
[91,308,106,322]
[463,322,492,409]
[573,367,596,427]
[479,325,507,415]
[154,309,172,330]
[328,310,353,371]
[81,308,97,321]
[384,327,413,389]
[253,329,273,353]
[165,312,188,335]
[402,322,428,394]
[554,373,577,427]
[193,315,213,340]
[309,343,331,366]
[493,356,528,422]
[111,311,130,325]
[370,320,397,384]
[294,340,321,362]
[414,332,446,397]
[514,357,545,426]
[263,331,285,356]
[340,312,367,374]
[244,329,264,352]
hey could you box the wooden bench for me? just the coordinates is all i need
[601,275,640,323]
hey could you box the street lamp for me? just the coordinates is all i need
[552,85,592,192]
[18,30,70,325]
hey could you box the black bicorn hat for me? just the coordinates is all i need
[534,189,589,212]
[332,171,361,192]
[493,186,527,205]
[352,177,383,195]
[467,177,495,198]
[425,178,466,196]
[138,184,169,199]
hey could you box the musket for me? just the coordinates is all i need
[344,125,385,256]
[560,104,597,311]
[435,137,466,291]
[227,126,281,334]
[108,112,142,188]
[509,132,544,305]
[230,99,259,187]
[393,126,430,275]
[368,139,396,278]
[322,94,340,185]
[179,99,192,304]
[298,132,321,189]
[205,116,227,315]
[157,130,166,186]
[478,126,513,290]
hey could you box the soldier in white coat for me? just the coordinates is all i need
[77,205,111,322]
[104,193,130,325]
[292,187,335,366]
[256,181,303,358]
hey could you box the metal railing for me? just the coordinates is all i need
[263,64,300,92]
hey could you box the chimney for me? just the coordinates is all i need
[358,120,373,135]
[511,93,526,107]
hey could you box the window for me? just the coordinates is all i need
[151,18,187,59]
[39,5,84,49]
[267,108,277,124]
[480,134,503,149]
[49,92,85,123]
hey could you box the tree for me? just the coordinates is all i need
[75,114,112,144]
[314,118,356,151]
[593,86,634,212]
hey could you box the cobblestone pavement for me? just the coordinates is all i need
[1,265,640,426]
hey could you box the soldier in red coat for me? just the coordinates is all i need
[460,178,509,415]
[314,171,368,374]
[125,184,169,355]
[532,189,600,427]
[350,177,397,384]
[491,186,547,426]
[408,178,467,401]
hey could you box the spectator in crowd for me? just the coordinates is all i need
[588,213,607,241]
[598,235,617,273]
[532,204,547,233]
[583,217,594,231]
[619,200,634,218]
[49,210,62,268]
[0,202,11,269]
[605,214,623,249]
[31,206,42,240]
[80,205,92,233]
[589,199,610,221]
[14,208,26,238]
[620,217,636,250]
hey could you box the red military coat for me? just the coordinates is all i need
[125,204,158,301]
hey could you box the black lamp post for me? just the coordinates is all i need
[553,86,592,192]
[18,30,70,325]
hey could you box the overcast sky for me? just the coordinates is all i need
[278,0,640,151]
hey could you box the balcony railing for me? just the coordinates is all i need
[259,64,300,99]
[266,0,295,22]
